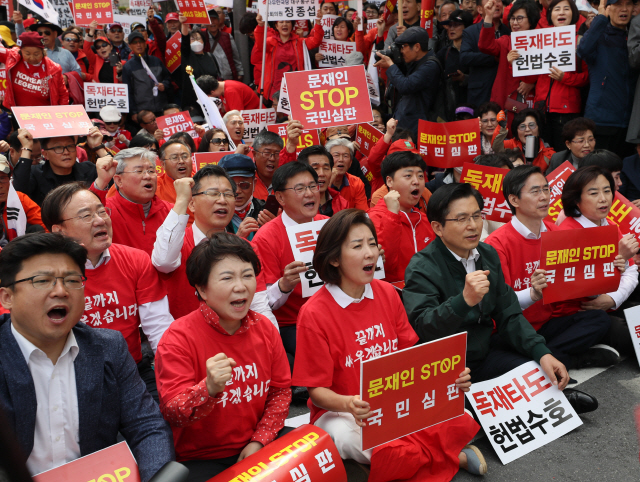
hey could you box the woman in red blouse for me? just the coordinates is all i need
[155,233,292,482]
[292,209,486,481]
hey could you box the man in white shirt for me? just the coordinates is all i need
[0,232,173,480]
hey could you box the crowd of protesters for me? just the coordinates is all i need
[1,0,640,481]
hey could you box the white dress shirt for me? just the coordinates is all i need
[446,246,481,274]
[510,217,548,310]
[11,324,81,476]
[151,210,278,329]
[266,211,299,311]
[325,283,374,308]
[86,248,174,352]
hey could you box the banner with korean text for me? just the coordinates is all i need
[420,0,435,35]
[318,40,356,67]
[156,111,199,142]
[466,361,582,464]
[32,442,140,482]
[258,0,319,21]
[360,332,467,450]
[624,305,640,368]
[194,151,228,170]
[71,0,113,26]
[286,66,373,130]
[355,123,383,158]
[512,25,575,77]
[165,32,182,74]
[177,0,210,24]
[417,118,481,168]
[606,191,640,245]
[545,161,575,223]
[277,77,291,114]
[85,83,129,113]
[267,123,320,154]
[128,0,150,16]
[209,425,346,482]
[320,14,338,39]
[540,224,620,304]
[241,108,277,144]
[460,163,512,223]
[13,105,93,138]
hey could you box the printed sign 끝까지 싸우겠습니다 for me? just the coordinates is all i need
[84,83,129,113]
[460,162,512,223]
[511,25,575,77]
[417,118,481,168]
[13,105,93,138]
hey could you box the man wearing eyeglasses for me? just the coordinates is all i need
[29,22,82,79]
[251,130,285,201]
[156,140,195,226]
[105,23,131,61]
[90,147,172,256]
[325,138,368,210]
[0,232,175,480]
[136,110,165,142]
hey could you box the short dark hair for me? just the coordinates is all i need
[562,165,615,218]
[476,101,502,119]
[391,128,414,143]
[166,135,195,155]
[129,131,159,150]
[503,165,544,214]
[313,209,378,285]
[509,0,540,28]
[298,145,333,169]
[163,103,181,113]
[196,75,220,95]
[381,151,427,188]
[272,161,318,192]
[7,131,40,152]
[561,117,596,143]
[0,233,87,287]
[40,136,75,150]
[511,108,542,139]
[344,7,356,16]
[41,182,98,231]
[197,128,229,153]
[192,164,237,194]
[547,0,579,25]
[253,129,284,151]
[427,183,484,226]
[333,17,355,38]
[474,153,514,169]
[581,149,623,173]
[320,1,339,14]
[239,12,258,35]
[186,232,261,300]
[138,110,154,122]
[505,147,524,163]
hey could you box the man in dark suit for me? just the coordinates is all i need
[0,233,174,481]
[459,0,510,108]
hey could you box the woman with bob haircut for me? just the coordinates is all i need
[292,209,486,481]
[155,233,292,482]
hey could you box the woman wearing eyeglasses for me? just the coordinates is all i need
[83,22,124,84]
[198,129,231,153]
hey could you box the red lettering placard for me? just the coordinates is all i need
[354,123,383,158]
[32,442,140,482]
[194,151,229,170]
[156,110,199,142]
[165,32,182,74]
[360,332,467,451]
[71,0,113,26]
[266,123,321,155]
[607,191,640,245]
[540,224,620,304]
[420,0,435,35]
[285,65,373,130]
[545,161,575,224]
[12,105,93,138]
[176,0,210,24]
[0,68,7,98]
[207,425,347,482]
[460,162,512,223]
[417,119,481,168]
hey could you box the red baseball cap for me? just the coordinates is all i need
[165,13,179,22]
[388,139,419,155]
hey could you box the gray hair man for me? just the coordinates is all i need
[324,138,368,209]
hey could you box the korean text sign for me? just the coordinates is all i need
[194,152,228,171]
[13,105,93,138]
[156,111,199,142]
[208,425,347,482]
[606,191,640,245]
[71,0,113,26]
[286,66,373,130]
[624,305,640,369]
[417,118,481,168]
[32,441,140,482]
[360,332,467,451]
[241,109,277,144]
[85,83,129,113]
[177,0,210,24]
[128,0,150,16]
[512,25,575,77]
[355,123,383,158]
[267,123,320,154]
[461,163,512,223]
[258,0,319,21]
[318,40,357,67]
[165,32,182,74]
[545,161,575,223]
[466,361,582,464]
[320,14,338,39]
[540,224,620,304]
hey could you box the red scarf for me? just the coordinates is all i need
[199,300,256,336]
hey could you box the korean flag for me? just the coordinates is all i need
[18,0,60,27]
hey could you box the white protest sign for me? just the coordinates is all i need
[112,14,147,37]
[19,0,59,25]
[277,77,291,114]
[466,361,582,464]
[129,0,151,16]
[84,83,129,112]
[367,46,380,105]
[367,19,378,32]
[287,218,385,298]
[624,305,640,367]
[51,0,74,28]
[319,40,357,67]
[511,25,576,78]
[240,108,277,144]
[321,14,338,40]
[258,0,319,21]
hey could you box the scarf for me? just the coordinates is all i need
[200,300,255,336]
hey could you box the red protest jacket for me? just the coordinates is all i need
[83,39,123,84]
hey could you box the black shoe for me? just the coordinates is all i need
[574,344,620,368]
[291,386,309,403]
[564,388,598,414]
[567,378,578,385]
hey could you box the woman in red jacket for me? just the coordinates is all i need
[478,0,539,108]
[533,0,589,152]
[0,31,69,108]
[83,25,123,84]
[254,11,324,101]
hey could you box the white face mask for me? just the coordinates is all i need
[190,41,204,53]
[454,166,463,174]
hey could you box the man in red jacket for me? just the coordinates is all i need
[196,75,260,113]
[90,147,172,256]
[368,151,435,283]
[297,145,349,217]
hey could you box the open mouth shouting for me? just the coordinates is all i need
[363,263,375,273]
[93,227,110,242]
[213,207,229,218]
[230,298,248,311]
[47,305,69,324]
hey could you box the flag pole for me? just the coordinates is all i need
[259,0,270,109]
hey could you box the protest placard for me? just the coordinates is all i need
[512,25,575,77]
[112,14,147,37]
[176,0,210,24]
[19,0,59,24]
[286,66,373,130]
[624,305,640,369]
[156,111,199,142]
[277,77,291,114]
[420,0,435,34]
[321,14,338,39]
[466,361,582,464]
[208,425,346,482]
[540,224,620,304]
[165,32,182,73]
[0,69,7,98]
[367,18,378,32]
[51,0,74,28]
[318,40,357,67]
[241,108,277,144]
[287,218,384,297]
[32,442,140,482]
[128,0,150,15]
[545,161,575,223]
[84,83,129,113]
[71,0,113,25]
[606,191,640,244]
[193,151,229,170]
[360,332,467,450]
[258,0,319,21]
[417,118,481,168]
[355,123,383,158]
[13,105,93,138]
[460,163,512,223]
[267,123,320,154]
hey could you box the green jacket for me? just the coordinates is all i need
[404,237,551,366]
